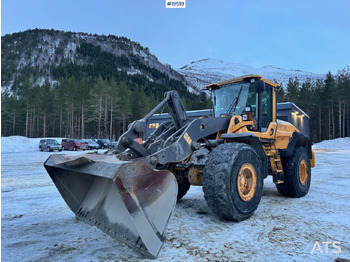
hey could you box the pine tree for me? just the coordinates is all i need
[286,77,300,103]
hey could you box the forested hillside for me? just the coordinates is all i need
[276,69,350,142]
[1,29,209,139]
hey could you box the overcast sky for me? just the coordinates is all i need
[2,0,349,74]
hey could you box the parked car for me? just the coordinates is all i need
[61,139,87,151]
[82,139,100,150]
[94,139,113,149]
[39,139,62,152]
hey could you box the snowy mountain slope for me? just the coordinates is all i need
[1,29,188,93]
[177,58,326,91]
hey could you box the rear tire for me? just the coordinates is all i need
[203,143,263,221]
[39,147,43,152]
[177,177,190,200]
[276,146,311,197]
[168,164,191,200]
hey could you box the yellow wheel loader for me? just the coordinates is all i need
[44,75,315,258]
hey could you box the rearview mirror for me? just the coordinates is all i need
[255,80,265,93]
[199,91,206,102]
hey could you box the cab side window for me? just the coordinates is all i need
[245,85,258,130]
[245,83,272,132]
[261,86,272,131]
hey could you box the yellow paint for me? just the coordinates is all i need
[274,120,300,149]
[310,150,316,168]
[183,132,192,145]
[237,163,257,202]
[206,74,279,90]
[188,167,203,186]
[227,116,254,133]
[216,130,226,139]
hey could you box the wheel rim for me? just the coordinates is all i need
[299,160,308,186]
[237,163,257,202]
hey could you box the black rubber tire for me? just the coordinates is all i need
[168,163,191,200]
[276,146,311,197]
[203,143,263,221]
[177,177,191,200]
[39,147,43,152]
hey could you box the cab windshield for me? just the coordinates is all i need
[212,80,273,132]
[212,82,250,117]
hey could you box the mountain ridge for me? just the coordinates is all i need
[2,30,327,95]
[1,29,191,96]
[177,58,326,90]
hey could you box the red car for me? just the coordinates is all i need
[61,139,87,151]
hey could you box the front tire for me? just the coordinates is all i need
[203,143,263,221]
[276,146,311,197]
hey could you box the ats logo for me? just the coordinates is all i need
[166,0,186,8]
[311,241,341,254]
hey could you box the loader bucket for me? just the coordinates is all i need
[44,153,178,258]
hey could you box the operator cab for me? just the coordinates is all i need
[206,75,276,133]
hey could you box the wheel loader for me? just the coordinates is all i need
[44,74,315,258]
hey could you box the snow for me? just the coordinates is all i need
[2,136,350,261]
[313,137,350,150]
[177,58,326,91]
[1,136,64,154]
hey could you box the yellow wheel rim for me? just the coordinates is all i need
[237,163,257,202]
[299,160,308,186]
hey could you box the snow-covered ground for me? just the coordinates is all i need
[1,136,350,261]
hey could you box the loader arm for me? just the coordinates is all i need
[149,115,232,165]
[112,90,190,157]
